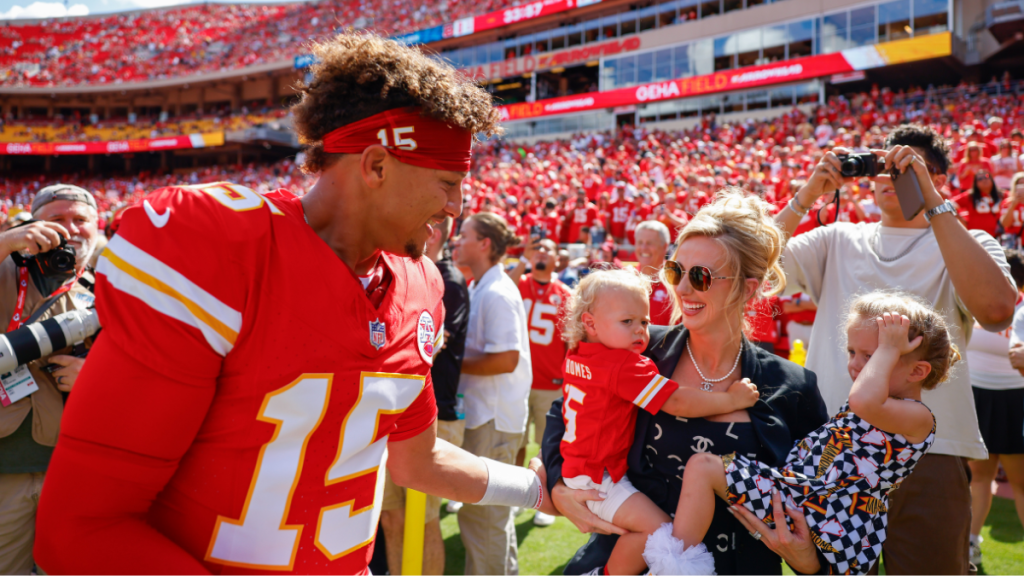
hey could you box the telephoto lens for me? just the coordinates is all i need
[0,308,100,374]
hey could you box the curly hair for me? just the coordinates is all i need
[291,32,503,174]
[885,124,951,175]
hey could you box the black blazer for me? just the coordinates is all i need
[542,324,830,575]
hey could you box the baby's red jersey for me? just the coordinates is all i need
[519,276,571,391]
[35,183,441,575]
[560,342,679,484]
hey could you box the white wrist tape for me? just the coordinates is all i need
[476,457,542,509]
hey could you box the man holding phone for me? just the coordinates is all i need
[775,124,1017,574]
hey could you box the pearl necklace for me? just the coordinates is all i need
[687,340,743,392]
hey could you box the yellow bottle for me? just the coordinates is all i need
[790,339,807,366]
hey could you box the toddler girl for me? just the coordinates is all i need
[644,291,955,575]
[559,269,759,575]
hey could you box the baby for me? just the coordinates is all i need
[559,269,760,575]
[644,291,955,575]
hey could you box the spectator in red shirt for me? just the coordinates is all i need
[654,193,689,242]
[633,220,677,326]
[998,172,1024,245]
[953,170,1002,236]
[745,296,781,354]
[625,192,652,245]
[607,183,632,243]
[568,191,598,244]
[538,199,561,241]
[957,142,994,192]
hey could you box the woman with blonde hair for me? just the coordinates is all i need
[543,189,831,574]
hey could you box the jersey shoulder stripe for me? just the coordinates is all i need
[97,234,243,355]
[634,374,668,410]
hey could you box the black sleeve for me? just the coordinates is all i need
[541,397,565,496]
[431,272,469,421]
[441,277,469,367]
[793,369,830,439]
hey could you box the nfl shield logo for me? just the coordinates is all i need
[369,319,386,350]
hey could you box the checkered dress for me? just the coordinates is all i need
[722,401,935,575]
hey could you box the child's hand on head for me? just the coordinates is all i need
[876,312,923,355]
[725,378,760,410]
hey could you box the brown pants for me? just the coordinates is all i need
[0,473,45,575]
[869,454,972,575]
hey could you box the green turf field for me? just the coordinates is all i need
[435,440,1023,575]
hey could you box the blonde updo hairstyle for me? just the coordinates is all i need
[563,268,652,349]
[467,212,521,263]
[668,188,786,334]
[845,291,960,390]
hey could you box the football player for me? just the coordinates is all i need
[34,33,551,575]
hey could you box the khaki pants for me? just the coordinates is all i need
[459,420,523,576]
[383,418,466,521]
[0,473,45,575]
[519,388,563,451]
[869,454,972,575]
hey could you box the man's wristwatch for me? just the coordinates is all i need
[924,200,956,223]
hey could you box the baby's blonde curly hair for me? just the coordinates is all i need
[563,268,652,350]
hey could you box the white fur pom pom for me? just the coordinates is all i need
[642,523,717,575]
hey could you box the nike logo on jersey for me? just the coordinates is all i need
[144,200,171,228]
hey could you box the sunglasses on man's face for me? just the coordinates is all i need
[664,260,730,291]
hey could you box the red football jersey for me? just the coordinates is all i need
[1000,197,1024,235]
[649,279,676,326]
[568,204,598,243]
[608,200,631,239]
[519,276,571,391]
[561,342,679,483]
[39,183,441,574]
[953,191,1000,236]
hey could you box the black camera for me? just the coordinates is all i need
[837,153,882,178]
[37,234,77,276]
[530,225,546,240]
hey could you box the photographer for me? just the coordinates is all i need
[776,125,1017,574]
[0,184,99,574]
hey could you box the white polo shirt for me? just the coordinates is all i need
[460,263,533,433]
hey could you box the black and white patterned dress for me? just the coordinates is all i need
[723,401,935,575]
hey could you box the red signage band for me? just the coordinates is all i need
[498,52,852,122]
[1,133,223,156]
[462,37,641,82]
[322,107,473,173]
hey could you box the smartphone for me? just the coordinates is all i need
[891,165,926,221]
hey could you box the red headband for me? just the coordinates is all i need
[321,107,473,172]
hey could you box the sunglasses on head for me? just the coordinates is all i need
[664,261,730,291]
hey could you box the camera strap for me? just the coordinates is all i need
[6,266,84,332]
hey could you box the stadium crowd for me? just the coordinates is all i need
[0,0,516,87]
[0,108,289,143]
[0,62,1023,575]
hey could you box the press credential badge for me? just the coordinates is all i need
[0,364,39,407]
